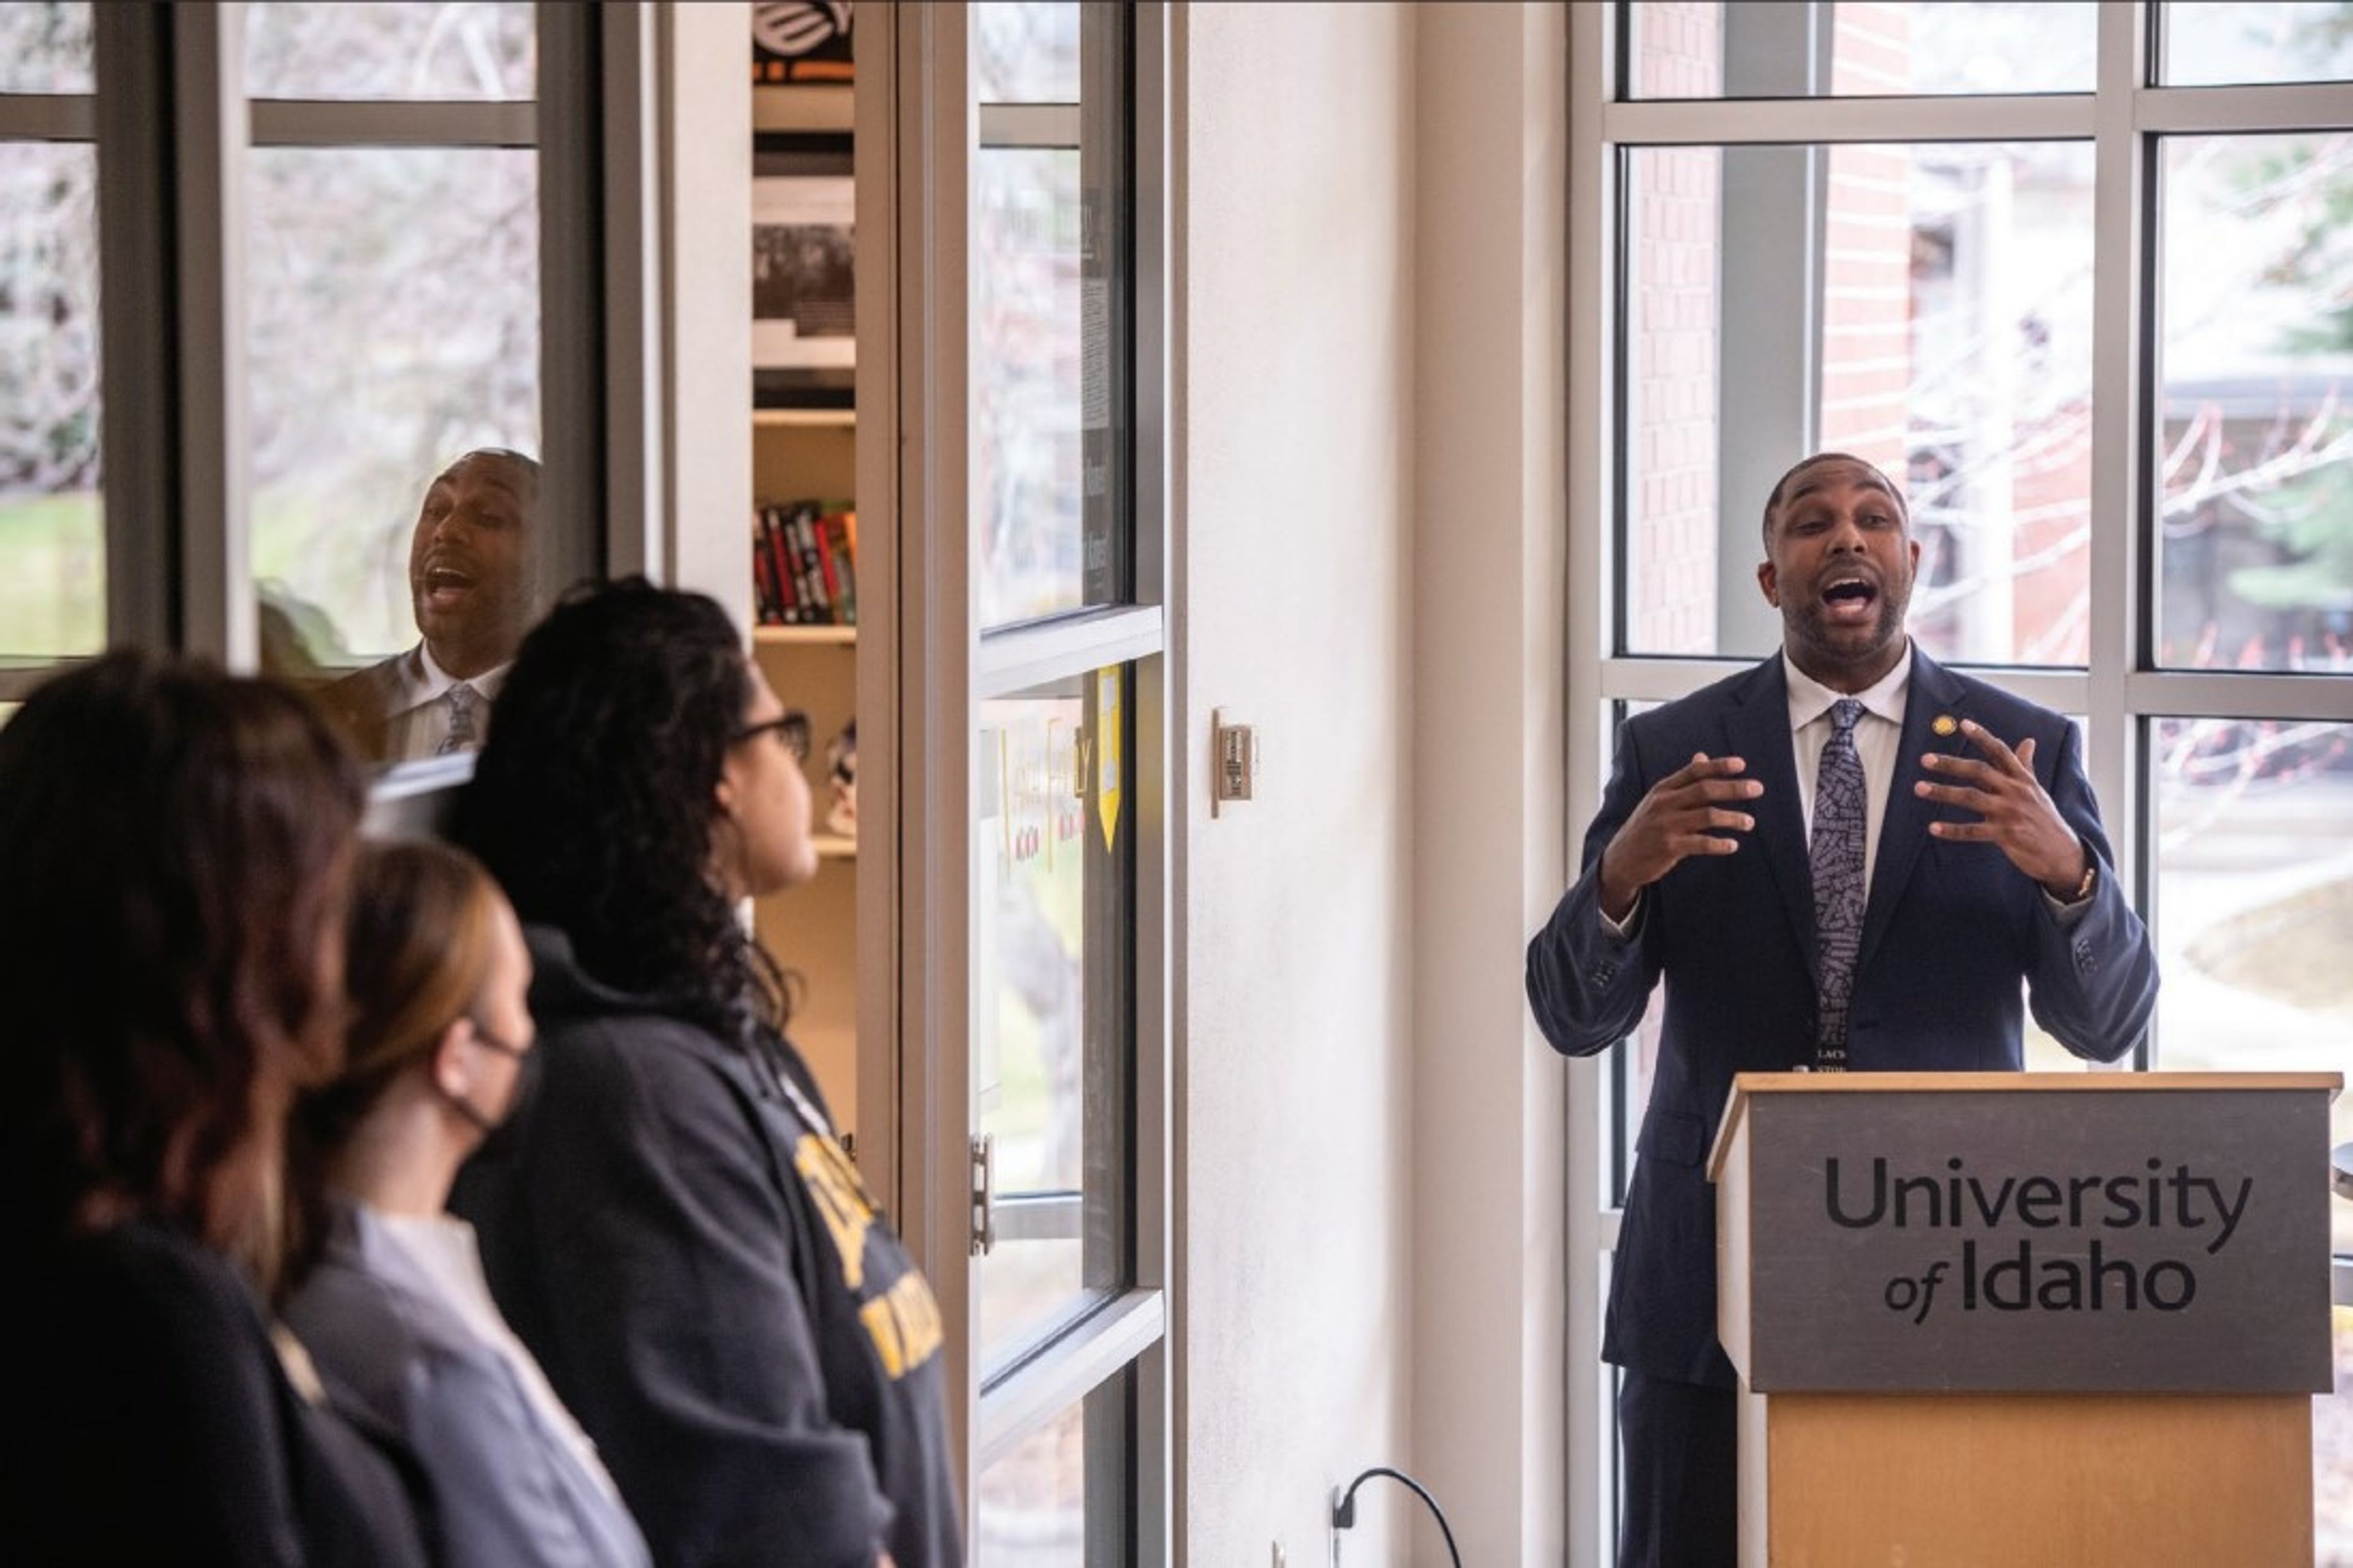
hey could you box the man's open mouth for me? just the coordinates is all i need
[420,564,477,612]
[1821,575,1878,624]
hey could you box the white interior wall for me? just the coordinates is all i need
[1408,4,1571,1562]
[1178,3,1419,1562]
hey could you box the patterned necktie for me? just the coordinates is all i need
[437,681,479,756]
[1809,697,1868,1070]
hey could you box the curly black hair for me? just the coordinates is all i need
[450,577,789,1051]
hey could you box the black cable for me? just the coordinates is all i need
[1332,1464,1463,1567]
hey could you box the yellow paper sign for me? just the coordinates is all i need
[1095,668,1122,852]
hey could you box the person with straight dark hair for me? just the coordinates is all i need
[0,650,431,1567]
[284,839,653,1568]
[450,577,960,1568]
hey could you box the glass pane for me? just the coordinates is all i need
[976,2,1079,104]
[974,5,1127,631]
[2161,2,2353,88]
[977,1396,1086,1566]
[245,2,536,101]
[2156,135,2353,675]
[246,146,542,762]
[1621,141,2096,665]
[1624,2,2097,100]
[2150,711,2353,1548]
[0,2,93,94]
[974,1372,1130,1566]
[2151,714,2353,1105]
[0,141,101,659]
[975,665,1132,1367]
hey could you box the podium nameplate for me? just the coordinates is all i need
[1718,1081,2332,1394]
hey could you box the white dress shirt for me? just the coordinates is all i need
[377,645,511,762]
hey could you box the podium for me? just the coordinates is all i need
[1708,1072,2340,1566]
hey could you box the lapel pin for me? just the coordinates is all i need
[1931,714,1958,737]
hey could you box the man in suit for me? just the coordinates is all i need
[1526,451,2158,1567]
[324,449,541,764]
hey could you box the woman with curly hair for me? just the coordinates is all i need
[0,650,430,1567]
[449,577,958,1568]
[282,839,652,1568]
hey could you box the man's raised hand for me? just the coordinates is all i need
[1598,753,1763,922]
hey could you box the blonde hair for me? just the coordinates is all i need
[281,839,507,1293]
[335,840,506,1094]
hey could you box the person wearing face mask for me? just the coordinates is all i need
[281,839,651,1568]
[322,449,542,764]
[1526,452,2159,1567]
[448,577,958,1568]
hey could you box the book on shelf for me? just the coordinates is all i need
[753,501,858,628]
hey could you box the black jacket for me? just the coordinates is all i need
[452,928,960,1568]
[6,1221,434,1567]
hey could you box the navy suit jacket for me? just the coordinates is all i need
[1526,647,2158,1387]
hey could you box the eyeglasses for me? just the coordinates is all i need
[734,709,810,762]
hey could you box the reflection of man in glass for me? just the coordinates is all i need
[324,449,540,763]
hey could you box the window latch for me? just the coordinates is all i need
[969,1134,996,1257]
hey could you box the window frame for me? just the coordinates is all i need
[1566,3,2353,1559]
[863,3,1175,1558]
[0,2,648,699]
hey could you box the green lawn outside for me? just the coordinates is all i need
[0,485,414,667]
[0,490,104,657]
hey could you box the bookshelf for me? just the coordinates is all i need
[751,76,860,1136]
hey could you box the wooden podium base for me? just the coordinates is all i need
[1738,1390,2312,1566]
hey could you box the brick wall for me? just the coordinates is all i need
[1817,5,1913,474]
[1629,2,1722,653]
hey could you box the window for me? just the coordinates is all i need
[0,3,608,754]
[1572,3,2353,1556]
[0,4,100,680]
[968,7,1160,1555]
[882,3,1170,1556]
[246,4,542,664]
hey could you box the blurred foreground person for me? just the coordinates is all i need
[284,839,653,1568]
[0,650,431,1567]
[451,577,960,1568]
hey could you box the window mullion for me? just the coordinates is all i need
[92,1,254,665]
[0,96,92,138]
[2085,0,2146,900]
[537,0,615,600]
[248,97,534,148]
[167,1,254,668]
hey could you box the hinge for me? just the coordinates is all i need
[968,1133,996,1257]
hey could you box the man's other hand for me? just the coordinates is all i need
[1598,752,1763,922]
[1914,721,2089,898]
